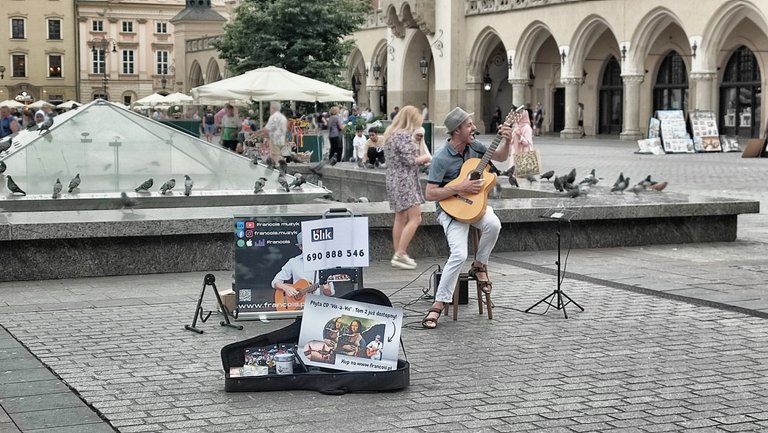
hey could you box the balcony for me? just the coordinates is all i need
[186,35,222,53]
[466,0,585,15]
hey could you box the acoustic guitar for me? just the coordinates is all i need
[439,105,526,223]
[366,345,381,358]
[274,274,350,311]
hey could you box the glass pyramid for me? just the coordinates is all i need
[0,99,328,210]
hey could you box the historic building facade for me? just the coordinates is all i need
[0,0,79,105]
[347,0,768,139]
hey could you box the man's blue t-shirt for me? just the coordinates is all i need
[427,139,488,214]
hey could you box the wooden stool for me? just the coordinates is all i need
[444,227,493,320]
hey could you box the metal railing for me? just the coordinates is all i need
[466,0,587,15]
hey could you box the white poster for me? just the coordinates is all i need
[298,294,402,372]
[301,217,369,271]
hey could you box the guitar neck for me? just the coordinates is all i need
[473,107,522,174]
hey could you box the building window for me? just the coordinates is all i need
[11,18,26,39]
[121,21,133,33]
[123,95,132,105]
[48,19,62,40]
[156,50,169,75]
[12,55,26,77]
[122,50,135,74]
[720,45,761,138]
[653,51,688,112]
[48,55,62,77]
[156,21,167,34]
[92,48,105,74]
[92,20,103,32]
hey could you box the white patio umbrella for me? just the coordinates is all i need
[190,66,355,105]
[134,93,170,106]
[163,92,194,105]
[56,100,81,110]
[0,99,25,109]
[28,100,52,110]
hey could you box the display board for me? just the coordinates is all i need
[720,136,742,153]
[636,138,665,155]
[233,213,365,319]
[298,294,402,372]
[656,110,694,153]
[689,111,721,152]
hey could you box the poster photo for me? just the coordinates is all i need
[233,214,362,317]
[298,294,403,372]
[720,136,742,152]
[689,111,721,152]
[648,117,661,139]
[636,138,665,155]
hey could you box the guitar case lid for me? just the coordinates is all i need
[221,288,410,394]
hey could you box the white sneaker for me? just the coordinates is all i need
[391,253,417,270]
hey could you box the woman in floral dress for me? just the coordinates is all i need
[383,105,432,270]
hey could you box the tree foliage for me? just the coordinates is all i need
[214,0,371,88]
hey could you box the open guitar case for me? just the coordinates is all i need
[221,288,410,394]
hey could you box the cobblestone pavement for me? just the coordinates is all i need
[1,134,768,432]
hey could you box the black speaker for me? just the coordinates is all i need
[433,271,469,305]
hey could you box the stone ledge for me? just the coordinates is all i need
[0,193,759,281]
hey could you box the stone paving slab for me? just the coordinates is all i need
[0,258,767,432]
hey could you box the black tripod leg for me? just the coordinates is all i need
[525,290,557,313]
[559,290,584,312]
[184,277,208,334]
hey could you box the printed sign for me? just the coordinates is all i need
[689,111,721,152]
[233,214,362,316]
[298,294,402,372]
[300,217,369,272]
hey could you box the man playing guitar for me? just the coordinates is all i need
[421,107,514,329]
[271,232,336,310]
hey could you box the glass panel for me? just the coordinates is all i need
[0,101,327,200]
[48,20,61,40]
[12,55,25,77]
[11,19,25,39]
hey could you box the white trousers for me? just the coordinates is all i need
[434,206,502,303]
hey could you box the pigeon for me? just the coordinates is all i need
[565,168,577,185]
[278,159,288,174]
[629,184,646,195]
[579,169,597,185]
[37,116,54,134]
[120,192,139,210]
[501,166,516,177]
[639,175,654,188]
[649,181,668,191]
[253,177,267,194]
[612,172,625,189]
[357,158,365,168]
[540,170,555,181]
[277,173,290,192]
[289,173,306,189]
[52,178,62,199]
[6,175,25,195]
[553,175,565,192]
[68,173,81,193]
[525,174,538,184]
[0,160,6,174]
[184,175,193,196]
[160,178,176,195]
[560,185,587,198]
[135,178,153,192]
[0,139,11,153]
[305,173,320,185]
[508,175,519,187]
[356,197,369,203]
[310,159,328,176]
[328,156,338,166]
[264,156,276,171]
[611,176,630,193]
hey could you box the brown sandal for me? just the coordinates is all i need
[469,264,493,294]
[421,307,443,329]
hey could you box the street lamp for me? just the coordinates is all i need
[0,66,5,79]
[89,38,117,100]
[372,62,381,80]
[483,72,492,92]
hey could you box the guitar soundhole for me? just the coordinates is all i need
[469,171,481,181]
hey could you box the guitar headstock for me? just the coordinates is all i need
[502,105,527,127]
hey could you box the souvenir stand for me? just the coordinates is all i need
[656,110,694,153]
[291,118,323,162]
[688,111,722,152]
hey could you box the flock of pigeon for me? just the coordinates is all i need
[499,165,668,197]
[253,156,308,194]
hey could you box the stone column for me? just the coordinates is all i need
[367,85,383,115]
[690,72,716,112]
[510,78,529,108]
[560,77,582,138]
[620,74,644,141]
[461,81,483,135]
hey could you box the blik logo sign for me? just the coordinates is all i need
[311,227,333,242]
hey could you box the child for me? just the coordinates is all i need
[352,124,367,165]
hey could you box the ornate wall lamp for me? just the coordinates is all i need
[561,50,566,65]
[621,45,627,62]
[691,41,698,59]
[483,68,492,91]
[0,66,5,79]
[508,56,513,71]
[372,62,381,80]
